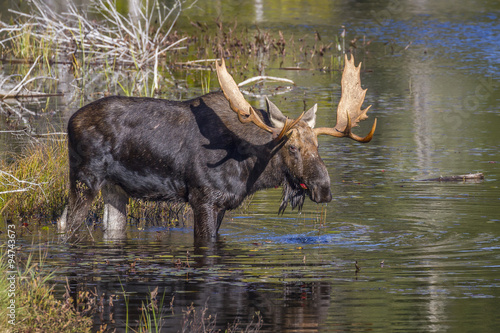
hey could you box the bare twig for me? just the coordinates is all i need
[0,170,45,196]
[238,75,295,87]
[1,0,188,67]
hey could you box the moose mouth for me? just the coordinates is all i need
[279,176,332,215]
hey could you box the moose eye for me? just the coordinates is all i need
[289,145,298,153]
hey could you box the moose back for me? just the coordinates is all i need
[58,55,376,242]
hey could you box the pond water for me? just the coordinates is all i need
[2,0,500,332]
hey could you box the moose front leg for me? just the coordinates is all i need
[192,204,221,240]
[102,183,129,240]
[190,190,226,241]
[215,209,226,234]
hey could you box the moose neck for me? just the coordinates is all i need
[246,137,288,194]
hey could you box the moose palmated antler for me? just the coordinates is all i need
[216,58,304,140]
[314,54,377,142]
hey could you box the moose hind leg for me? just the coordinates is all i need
[102,183,129,240]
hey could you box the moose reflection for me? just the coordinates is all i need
[64,239,333,332]
[58,54,376,242]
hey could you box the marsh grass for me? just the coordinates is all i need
[135,287,171,333]
[5,23,57,64]
[124,290,262,332]
[0,247,93,332]
[0,135,68,226]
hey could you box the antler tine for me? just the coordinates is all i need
[216,57,304,141]
[344,111,377,142]
[216,58,274,134]
[275,111,305,140]
[314,54,377,143]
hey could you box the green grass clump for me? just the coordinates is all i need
[0,135,68,225]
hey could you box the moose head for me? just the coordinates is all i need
[216,54,377,213]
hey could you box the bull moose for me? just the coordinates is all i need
[58,54,376,242]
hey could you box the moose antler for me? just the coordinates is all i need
[216,58,304,140]
[314,54,377,142]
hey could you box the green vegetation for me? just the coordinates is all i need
[0,135,68,225]
[0,248,93,332]
[129,290,262,332]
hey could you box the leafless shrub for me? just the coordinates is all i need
[2,0,189,68]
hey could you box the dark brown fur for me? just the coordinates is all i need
[61,91,331,242]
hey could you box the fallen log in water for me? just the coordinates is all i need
[419,173,484,182]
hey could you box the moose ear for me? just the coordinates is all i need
[302,104,318,128]
[266,97,287,129]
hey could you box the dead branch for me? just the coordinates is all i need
[0,170,45,196]
[1,0,188,68]
[0,56,59,100]
[238,75,295,87]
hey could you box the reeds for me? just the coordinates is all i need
[132,293,262,332]
[2,0,187,67]
[1,0,191,98]
[136,287,171,333]
[1,245,262,331]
